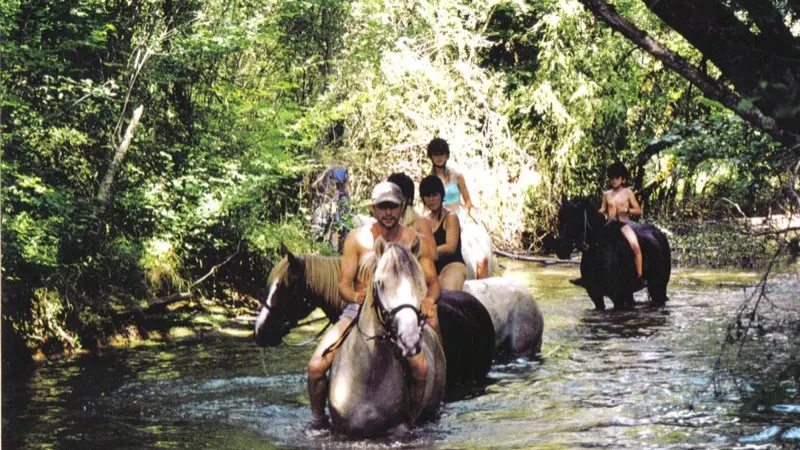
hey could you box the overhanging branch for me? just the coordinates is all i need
[578,0,799,150]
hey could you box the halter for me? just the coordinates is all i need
[262,274,332,347]
[356,281,427,356]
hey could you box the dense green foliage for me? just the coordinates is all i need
[2,0,797,360]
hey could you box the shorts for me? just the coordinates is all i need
[340,302,359,319]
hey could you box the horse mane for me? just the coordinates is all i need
[268,255,349,310]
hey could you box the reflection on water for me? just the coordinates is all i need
[4,262,799,449]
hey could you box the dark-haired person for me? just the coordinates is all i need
[420,175,467,291]
[426,138,475,218]
[601,162,644,287]
[387,172,437,259]
[426,138,489,278]
[306,182,440,431]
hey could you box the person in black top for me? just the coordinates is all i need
[420,175,467,290]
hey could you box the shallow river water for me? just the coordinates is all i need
[4,261,800,449]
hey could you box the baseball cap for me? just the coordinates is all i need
[371,182,403,205]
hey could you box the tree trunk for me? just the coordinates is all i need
[98,105,144,203]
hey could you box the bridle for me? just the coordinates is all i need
[261,275,332,347]
[356,280,427,356]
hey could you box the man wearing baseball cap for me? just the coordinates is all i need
[306,181,440,431]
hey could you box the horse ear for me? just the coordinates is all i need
[286,249,302,271]
[279,243,289,257]
[374,236,387,258]
[410,236,421,258]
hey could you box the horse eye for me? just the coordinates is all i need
[375,280,384,290]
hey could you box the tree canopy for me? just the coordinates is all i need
[2,0,797,359]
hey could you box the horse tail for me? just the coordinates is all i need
[660,231,672,285]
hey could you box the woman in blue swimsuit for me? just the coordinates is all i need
[420,175,467,290]
[426,138,474,218]
[426,138,491,279]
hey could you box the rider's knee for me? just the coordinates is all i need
[308,356,330,379]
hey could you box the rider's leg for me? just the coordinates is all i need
[438,262,467,290]
[406,351,428,423]
[476,257,489,279]
[307,317,353,427]
[621,224,642,279]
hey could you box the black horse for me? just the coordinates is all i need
[253,247,495,386]
[556,198,671,310]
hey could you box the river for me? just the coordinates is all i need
[4,261,800,449]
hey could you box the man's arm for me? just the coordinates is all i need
[414,218,438,261]
[338,229,366,304]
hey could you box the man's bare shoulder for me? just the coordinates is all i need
[347,225,375,252]
[405,227,436,260]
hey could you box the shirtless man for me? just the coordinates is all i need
[306,181,441,429]
[600,162,644,284]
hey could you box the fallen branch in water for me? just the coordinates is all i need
[494,249,580,265]
[115,244,242,318]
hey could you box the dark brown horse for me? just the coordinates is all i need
[556,198,671,310]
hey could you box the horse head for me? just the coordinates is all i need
[254,244,318,347]
[555,197,603,259]
[370,235,427,358]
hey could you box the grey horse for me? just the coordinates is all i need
[327,237,446,437]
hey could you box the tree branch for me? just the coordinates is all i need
[578,0,799,150]
[97,105,144,203]
[495,249,580,265]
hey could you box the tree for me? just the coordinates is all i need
[577,0,800,152]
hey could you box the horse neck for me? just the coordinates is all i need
[358,283,384,336]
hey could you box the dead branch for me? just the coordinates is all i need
[495,249,580,265]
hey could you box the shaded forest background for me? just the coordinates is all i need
[2,0,799,361]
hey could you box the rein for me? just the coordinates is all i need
[261,286,333,347]
[284,321,332,347]
[577,208,593,252]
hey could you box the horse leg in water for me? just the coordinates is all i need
[580,253,606,310]
[307,317,354,427]
[407,352,428,422]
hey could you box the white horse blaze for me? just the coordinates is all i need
[254,282,278,334]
